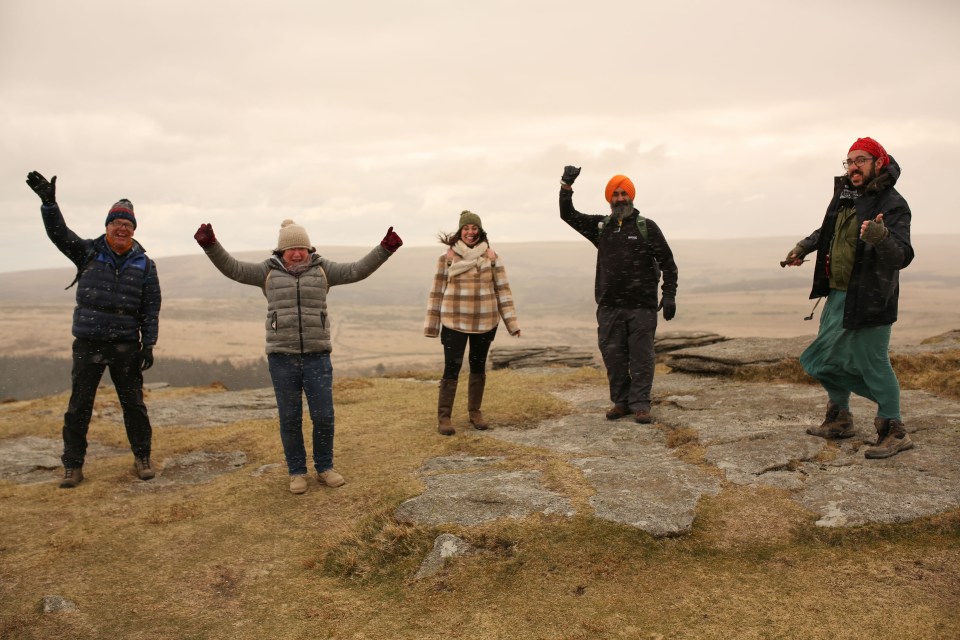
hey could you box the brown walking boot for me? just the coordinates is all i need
[468,373,489,430]
[59,467,84,489]
[605,405,629,420]
[134,456,156,480]
[806,401,855,439]
[864,417,914,459]
[437,378,458,436]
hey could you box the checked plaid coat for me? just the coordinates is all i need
[424,251,520,337]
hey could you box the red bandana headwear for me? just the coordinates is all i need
[848,137,889,168]
[605,175,636,203]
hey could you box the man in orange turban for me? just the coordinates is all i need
[783,137,915,459]
[558,165,678,424]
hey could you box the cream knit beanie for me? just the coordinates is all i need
[276,219,313,251]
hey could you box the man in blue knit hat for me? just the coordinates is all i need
[27,171,162,487]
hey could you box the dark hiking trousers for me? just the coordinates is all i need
[62,338,152,468]
[597,305,658,412]
[440,325,498,380]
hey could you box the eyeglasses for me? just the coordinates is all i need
[842,156,874,170]
[108,220,135,230]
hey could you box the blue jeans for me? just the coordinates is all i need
[267,352,335,475]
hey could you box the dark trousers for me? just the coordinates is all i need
[440,326,498,380]
[597,306,658,412]
[62,339,152,468]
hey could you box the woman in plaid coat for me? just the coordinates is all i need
[424,211,521,435]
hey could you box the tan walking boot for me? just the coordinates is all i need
[317,468,346,488]
[864,418,914,459]
[289,475,308,494]
[437,378,458,436]
[468,373,489,430]
[806,401,855,438]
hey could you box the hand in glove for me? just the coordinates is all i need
[26,171,57,206]
[658,297,676,321]
[860,213,888,245]
[381,226,403,253]
[194,223,217,248]
[139,347,154,371]
[561,165,581,186]
[781,243,807,267]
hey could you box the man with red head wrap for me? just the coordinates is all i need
[783,137,915,458]
[559,165,678,424]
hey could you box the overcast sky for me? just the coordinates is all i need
[2,0,957,274]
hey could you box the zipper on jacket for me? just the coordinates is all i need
[296,276,305,353]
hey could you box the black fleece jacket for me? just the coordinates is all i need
[559,188,678,309]
[797,156,913,329]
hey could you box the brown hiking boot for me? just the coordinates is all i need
[59,467,83,489]
[806,401,855,438]
[634,410,653,424]
[468,373,489,430]
[437,378,458,436]
[134,456,156,480]
[317,468,346,488]
[864,418,914,459]
[605,405,629,420]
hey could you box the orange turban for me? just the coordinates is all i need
[605,175,636,203]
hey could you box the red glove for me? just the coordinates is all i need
[380,226,403,253]
[194,223,217,248]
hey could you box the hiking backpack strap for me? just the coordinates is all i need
[598,214,649,242]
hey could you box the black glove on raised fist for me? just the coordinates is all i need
[26,171,57,206]
[561,165,581,186]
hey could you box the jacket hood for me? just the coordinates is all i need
[838,155,901,194]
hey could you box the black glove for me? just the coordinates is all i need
[194,223,217,249]
[658,297,676,321]
[561,165,581,186]
[26,171,57,206]
[139,347,154,371]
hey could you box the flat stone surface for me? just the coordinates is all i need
[572,456,721,536]
[135,450,248,489]
[398,367,960,532]
[394,470,575,526]
[0,436,127,484]
[100,388,278,428]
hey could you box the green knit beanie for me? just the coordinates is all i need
[458,210,483,231]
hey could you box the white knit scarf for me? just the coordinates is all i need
[447,240,490,279]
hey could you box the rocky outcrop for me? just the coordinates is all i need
[664,335,812,374]
[491,345,596,369]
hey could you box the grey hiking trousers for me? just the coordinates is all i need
[597,305,658,412]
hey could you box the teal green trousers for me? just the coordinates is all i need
[799,290,901,420]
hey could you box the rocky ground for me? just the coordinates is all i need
[3,332,959,579]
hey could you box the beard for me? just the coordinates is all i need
[611,200,633,219]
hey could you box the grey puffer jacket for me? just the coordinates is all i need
[202,242,391,354]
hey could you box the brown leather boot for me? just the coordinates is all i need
[864,417,914,459]
[437,378,458,436]
[468,373,489,430]
[806,401,855,438]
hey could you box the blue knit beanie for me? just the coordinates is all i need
[105,199,136,229]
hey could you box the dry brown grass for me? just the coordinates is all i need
[1,369,959,640]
